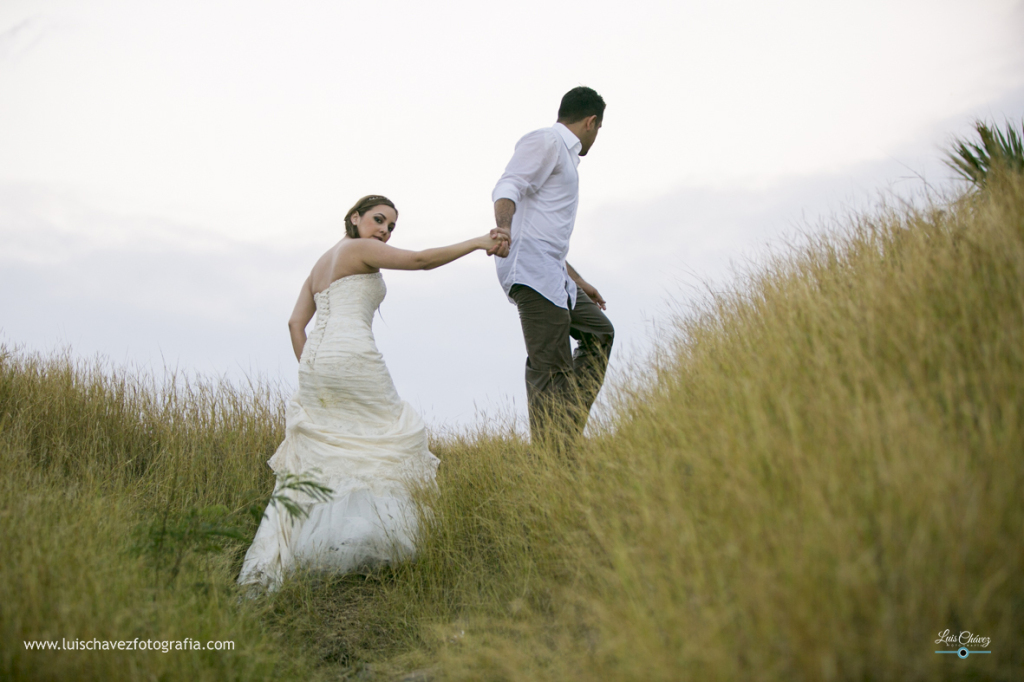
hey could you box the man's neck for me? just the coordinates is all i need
[557,119,585,142]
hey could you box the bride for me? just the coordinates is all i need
[238,194,507,590]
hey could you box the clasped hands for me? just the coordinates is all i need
[487,226,511,258]
[483,226,606,310]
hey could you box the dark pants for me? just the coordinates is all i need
[509,284,614,446]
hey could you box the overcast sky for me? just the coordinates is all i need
[2,0,1023,430]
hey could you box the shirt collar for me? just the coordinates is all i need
[553,122,582,156]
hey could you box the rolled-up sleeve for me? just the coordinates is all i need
[492,129,559,205]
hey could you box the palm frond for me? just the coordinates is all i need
[946,119,1024,186]
[268,471,334,522]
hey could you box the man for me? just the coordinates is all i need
[489,86,614,447]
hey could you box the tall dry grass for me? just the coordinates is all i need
[0,354,329,680]
[2,168,1022,681]
[398,170,1024,680]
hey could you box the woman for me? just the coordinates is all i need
[238,194,506,590]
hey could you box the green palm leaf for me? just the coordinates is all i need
[946,119,1024,186]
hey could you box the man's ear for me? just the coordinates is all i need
[586,114,599,131]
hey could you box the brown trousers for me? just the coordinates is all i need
[509,284,614,446]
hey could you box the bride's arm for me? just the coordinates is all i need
[354,233,506,271]
[288,275,316,361]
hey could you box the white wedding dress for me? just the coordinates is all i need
[238,273,439,590]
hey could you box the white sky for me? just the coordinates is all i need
[2,0,1023,428]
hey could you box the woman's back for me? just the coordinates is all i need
[308,238,381,296]
[297,272,403,435]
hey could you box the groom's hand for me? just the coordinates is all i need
[487,226,511,257]
[580,281,607,310]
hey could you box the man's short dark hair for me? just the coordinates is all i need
[557,86,605,124]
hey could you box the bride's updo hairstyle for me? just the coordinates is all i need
[345,194,398,238]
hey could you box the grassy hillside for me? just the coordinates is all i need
[2,168,1022,681]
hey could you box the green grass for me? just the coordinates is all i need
[2,167,1022,681]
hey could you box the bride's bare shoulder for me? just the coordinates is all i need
[307,240,342,292]
[309,238,379,291]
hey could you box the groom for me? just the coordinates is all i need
[489,86,614,447]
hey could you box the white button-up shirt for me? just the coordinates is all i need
[492,122,581,309]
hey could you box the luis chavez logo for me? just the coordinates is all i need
[935,630,992,658]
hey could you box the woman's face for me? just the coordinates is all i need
[352,205,397,243]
